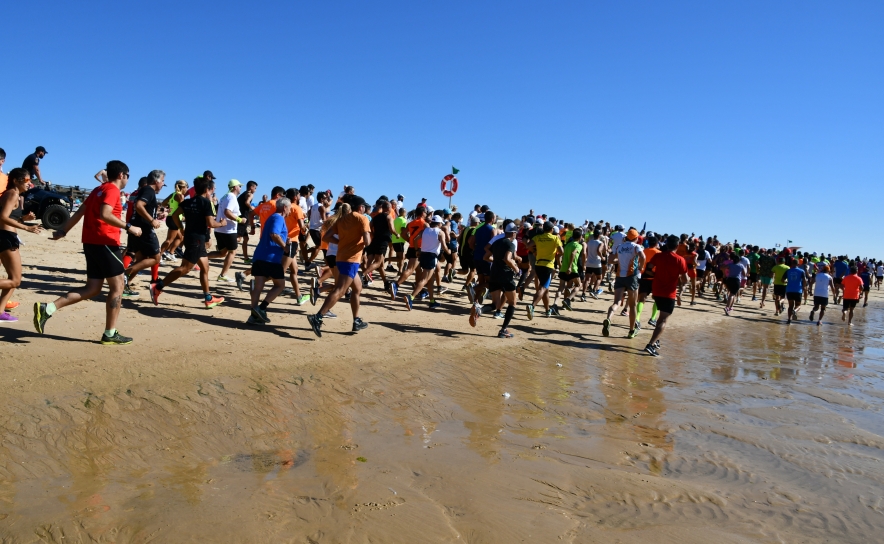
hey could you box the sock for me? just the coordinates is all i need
[46,302,57,316]
[155,279,164,291]
[151,263,160,282]
[260,300,269,310]
[651,303,660,321]
[636,302,644,321]
[502,304,515,329]
[204,292,212,301]
[123,255,132,269]
[104,329,116,337]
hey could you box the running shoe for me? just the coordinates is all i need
[323,311,337,319]
[352,317,368,332]
[725,307,731,315]
[526,304,535,321]
[562,299,572,311]
[498,328,513,339]
[100,331,133,345]
[590,291,599,300]
[283,287,294,295]
[417,289,430,301]
[429,301,441,310]
[242,257,253,264]
[595,288,603,296]
[296,294,310,306]
[493,311,504,319]
[602,318,611,337]
[311,278,319,306]
[467,282,476,304]
[236,272,245,291]
[644,344,659,357]
[149,284,161,306]
[386,265,397,273]
[404,294,413,311]
[390,281,399,300]
[437,286,448,296]
[5,301,19,310]
[193,265,201,272]
[253,306,270,323]
[544,309,553,317]
[122,286,139,298]
[217,275,234,283]
[619,308,628,317]
[246,315,264,326]
[653,340,661,349]
[469,303,481,327]
[307,314,323,337]
[205,296,224,309]
[551,305,560,316]
[0,312,19,324]
[627,328,637,339]
[635,320,642,331]
[648,319,657,327]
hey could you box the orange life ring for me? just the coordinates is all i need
[441,174,458,197]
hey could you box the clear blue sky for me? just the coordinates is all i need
[5,1,882,257]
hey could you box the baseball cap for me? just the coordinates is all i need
[228,179,242,189]
[615,224,624,231]
[626,228,639,241]
[203,170,215,179]
[442,208,452,215]
[553,226,560,234]
[36,146,48,154]
[430,215,443,223]
[397,194,405,200]
[505,223,519,233]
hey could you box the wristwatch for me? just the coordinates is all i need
[125,222,131,232]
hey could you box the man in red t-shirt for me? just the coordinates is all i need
[643,235,688,357]
[840,265,863,326]
[33,160,141,345]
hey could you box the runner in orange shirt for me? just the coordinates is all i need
[840,265,863,326]
[283,188,310,305]
[307,196,372,337]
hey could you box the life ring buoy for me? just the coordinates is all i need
[441,174,458,197]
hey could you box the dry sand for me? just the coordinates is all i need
[1,224,883,543]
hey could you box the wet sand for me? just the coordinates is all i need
[2,225,883,543]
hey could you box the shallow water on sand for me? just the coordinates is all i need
[2,304,884,542]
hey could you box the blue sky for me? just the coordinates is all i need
[5,1,882,257]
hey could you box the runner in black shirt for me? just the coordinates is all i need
[123,170,165,297]
[362,200,396,287]
[150,177,228,309]
[237,180,257,262]
[485,222,520,338]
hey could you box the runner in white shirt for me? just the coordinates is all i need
[810,266,835,326]
[602,228,646,339]
[581,230,607,299]
[210,179,244,282]
[696,247,710,295]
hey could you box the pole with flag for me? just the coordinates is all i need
[449,166,459,209]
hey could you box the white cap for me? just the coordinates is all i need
[430,215,443,223]
[505,223,519,233]
[553,226,560,234]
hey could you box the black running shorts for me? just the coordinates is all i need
[654,296,676,315]
[215,232,238,252]
[84,243,125,279]
[182,235,208,263]
[252,259,284,280]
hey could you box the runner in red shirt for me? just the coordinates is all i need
[643,235,688,357]
[33,160,141,345]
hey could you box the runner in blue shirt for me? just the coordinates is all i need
[784,259,806,324]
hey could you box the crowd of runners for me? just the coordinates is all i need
[1,153,881,356]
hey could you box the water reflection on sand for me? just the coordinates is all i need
[2,309,884,542]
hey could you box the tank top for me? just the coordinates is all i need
[370,212,392,243]
[309,203,324,229]
[421,226,443,255]
[561,241,582,274]
[585,239,603,268]
[169,194,181,215]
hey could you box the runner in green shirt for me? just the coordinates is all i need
[391,208,408,273]
[771,258,790,315]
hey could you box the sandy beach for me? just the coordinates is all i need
[1,224,883,543]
